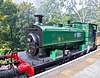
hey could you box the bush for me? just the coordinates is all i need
[0,49,11,56]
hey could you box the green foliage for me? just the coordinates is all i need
[0,0,19,54]
[0,25,11,48]
[16,2,35,50]
[0,1,36,53]
[41,0,71,25]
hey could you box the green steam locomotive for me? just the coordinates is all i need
[26,15,97,61]
[0,15,97,78]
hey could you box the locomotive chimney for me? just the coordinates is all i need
[34,15,43,25]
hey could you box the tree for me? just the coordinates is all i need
[41,0,71,25]
[0,0,19,54]
[95,4,100,31]
[64,0,100,23]
[16,2,35,50]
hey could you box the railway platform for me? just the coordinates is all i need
[31,48,100,78]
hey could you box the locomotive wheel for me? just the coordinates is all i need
[27,33,39,56]
[64,50,71,57]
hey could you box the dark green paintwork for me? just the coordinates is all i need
[42,30,84,46]
[37,23,96,49]
[73,23,97,50]
[38,25,84,46]
[36,23,96,60]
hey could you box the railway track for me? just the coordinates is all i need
[30,46,100,78]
